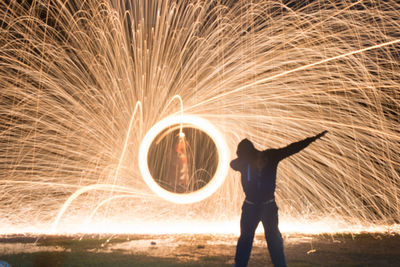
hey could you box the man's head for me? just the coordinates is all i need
[236,138,256,159]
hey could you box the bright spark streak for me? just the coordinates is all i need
[52,184,155,232]
[190,39,400,109]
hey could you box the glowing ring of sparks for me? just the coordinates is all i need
[139,115,229,204]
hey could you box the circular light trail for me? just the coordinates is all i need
[139,115,229,204]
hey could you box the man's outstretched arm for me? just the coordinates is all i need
[274,130,327,161]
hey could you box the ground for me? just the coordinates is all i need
[0,233,399,266]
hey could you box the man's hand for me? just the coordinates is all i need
[315,130,328,140]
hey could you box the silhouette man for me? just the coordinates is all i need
[231,130,327,267]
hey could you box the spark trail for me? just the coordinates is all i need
[0,0,399,234]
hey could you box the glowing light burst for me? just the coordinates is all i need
[138,114,229,204]
[0,0,400,234]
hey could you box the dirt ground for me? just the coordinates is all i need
[0,233,399,266]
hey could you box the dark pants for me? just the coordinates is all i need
[234,201,287,267]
